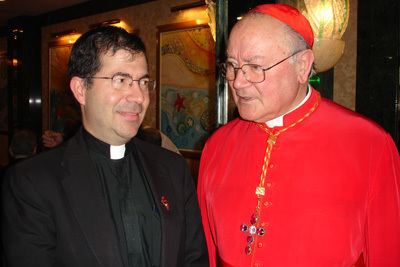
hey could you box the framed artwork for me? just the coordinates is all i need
[157,21,216,158]
[47,44,81,136]
[0,50,7,133]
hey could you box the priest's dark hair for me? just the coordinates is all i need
[67,26,146,87]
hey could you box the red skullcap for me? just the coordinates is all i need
[250,4,314,48]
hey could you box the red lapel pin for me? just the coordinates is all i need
[161,196,170,211]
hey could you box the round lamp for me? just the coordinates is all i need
[279,0,350,72]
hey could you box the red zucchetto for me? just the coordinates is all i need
[250,4,314,48]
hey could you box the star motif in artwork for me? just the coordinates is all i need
[186,117,194,127]
[174,93,185,112]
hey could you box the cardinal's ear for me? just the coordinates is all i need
[296,49,314,84]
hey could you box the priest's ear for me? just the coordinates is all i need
[295,49,314,84]
[70,77,87,105]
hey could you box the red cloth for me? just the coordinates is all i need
[198,88,400,267]
[251,4,314,47]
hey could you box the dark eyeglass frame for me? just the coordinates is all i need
[85,73,156,91]
[222,50,305,83]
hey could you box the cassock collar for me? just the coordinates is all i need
[82,128,133,160]
[265,86,319,129]
[266,86,311,128]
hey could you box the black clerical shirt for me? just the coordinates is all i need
[83,129,161,267]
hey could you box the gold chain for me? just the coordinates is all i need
[255,93,320,196]
[241,93,321,255]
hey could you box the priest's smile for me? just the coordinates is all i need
[117,110,141,121]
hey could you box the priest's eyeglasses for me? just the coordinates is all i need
[221,50,304,83]
[87,73,156,92]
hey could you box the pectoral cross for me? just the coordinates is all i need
[240,128,276,255]
[240,213,266,255]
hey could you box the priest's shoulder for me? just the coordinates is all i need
[2,142,67,186]
[12,140,65,168]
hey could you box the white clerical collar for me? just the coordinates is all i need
[266,86,311,128]
[110,144,126,160]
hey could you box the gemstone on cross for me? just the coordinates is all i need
[240,213,266,255]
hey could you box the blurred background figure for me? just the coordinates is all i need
[42,130,64,149]
[1,127,37,180]
[137,125,180,154]
[8,128,37,164]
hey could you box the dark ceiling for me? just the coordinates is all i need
[0,0,89,28]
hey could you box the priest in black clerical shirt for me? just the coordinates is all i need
[2,26,208,267]
[84,129,161,266]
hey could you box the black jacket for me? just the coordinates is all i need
[2,130,208,267]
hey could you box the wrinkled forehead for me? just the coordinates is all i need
[227,15,290,60]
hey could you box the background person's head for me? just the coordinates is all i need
[226,4,315,123]
[136,125,162,147]
[9,128,37,162]
[68,26,152,145]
